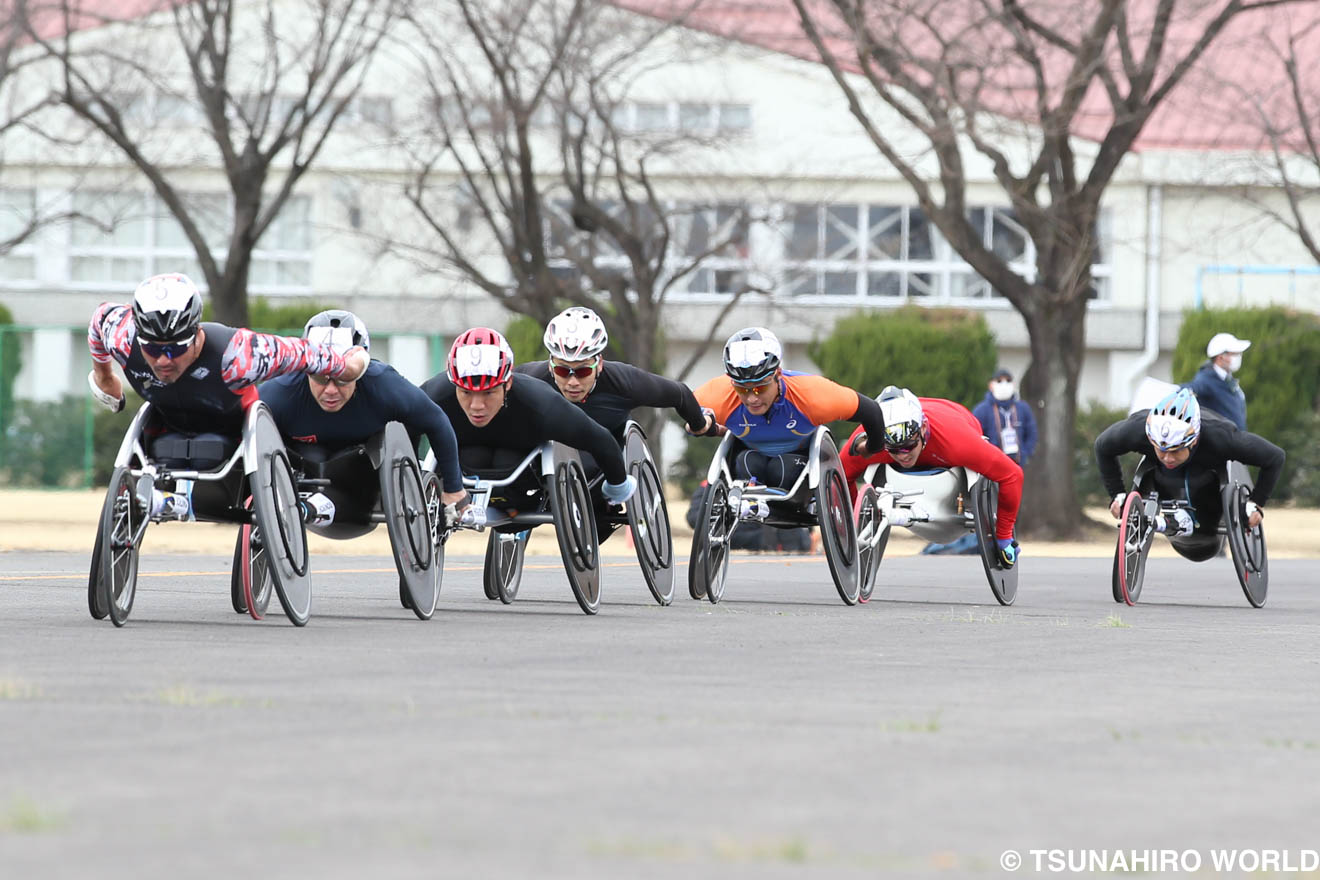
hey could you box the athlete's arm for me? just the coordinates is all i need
[541,392,629,484]
[941,417,1023,540]
[87,303,130,401]
[610,362,709,433]
[1225,430,1286,508]
[220,329,362,391]
[1094,414,1148,503]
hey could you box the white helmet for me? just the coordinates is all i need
[876,385,926,450]
[544,307,608,361]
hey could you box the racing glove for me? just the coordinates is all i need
[995,538,1020,569]
[88,370,125,413]
[601,474,637,505]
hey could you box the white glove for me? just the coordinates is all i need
[443,503,460,529]
[459,506,487,529]
[1244,500,1260,519]
[886,508,913,528]
[88,370,125,413]
[602,475,637,505]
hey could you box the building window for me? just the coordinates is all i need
[0,189,39,281]
[612,101,752,135]
[67,190,313,292]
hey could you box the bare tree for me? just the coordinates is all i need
[20,0,400,326]
[392,0,765,386]
[791,0,1304,537]
[1,0,62,260]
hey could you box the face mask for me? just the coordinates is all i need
[1226,354,1242,373]
[991,381,1015,401]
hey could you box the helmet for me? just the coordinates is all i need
[447,327,514,391]
[1146,388,1201,452]
[544,306,608,360]
[132,273,203,343]
[876,385,926,450]
[723,327,782,383]
[303,309,370,353]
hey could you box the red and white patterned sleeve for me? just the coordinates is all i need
[220,329,350,391]
[87,303,134,366]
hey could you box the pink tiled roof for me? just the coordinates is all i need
[611,0,1320,153]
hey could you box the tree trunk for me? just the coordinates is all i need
[1018,296,1089,539]
[209,264,251,328]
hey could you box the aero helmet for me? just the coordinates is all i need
[132,273,203,343]
[544,306,608,360]
[723,327,782,383]
[303,309,370,353]
[447,327,514,391]
[876,385,926,450]
[1145,388,1201,452]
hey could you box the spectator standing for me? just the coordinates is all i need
[1186,333,1250,430]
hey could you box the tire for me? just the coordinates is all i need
[549,457,601,614]
[815,436,860,606]
[102,466,145,627]
[696,477,734,605]
[854,486,887,603]
[971,478,1018,606]
[1224,481,1268,608]
[382,442,440,621]
[484,530,529,604]
[623,426,674,606]
[1115,490,1151,606]
[88,500,109,621]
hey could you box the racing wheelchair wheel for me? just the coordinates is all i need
[971,478,1018,606]
[1113,490,1152,606]
[246,404,312,626]
[100,466,146,627]
[690,475,735,605]
[231,498,273,619]
[549,454,602,614]
[815,431,860,606]
[380,424,440,621]
[484,530,529,604]
[1223,479,1268,608]
[623,423,674,606]
[854,485,887,603]
[88,493,112,620]
[399,470,447,616]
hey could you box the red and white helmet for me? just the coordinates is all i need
[543,306,608,361]
[447,327,514,391]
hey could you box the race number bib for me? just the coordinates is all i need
[455,344,503,378]
[727,340,772,368]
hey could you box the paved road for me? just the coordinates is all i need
[1,550,1317,878]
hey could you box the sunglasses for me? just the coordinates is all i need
[732,380,774,396]
[551,361,598,379]
[309,373,356,388]
[140,337,194,359]
[884,436,922,454]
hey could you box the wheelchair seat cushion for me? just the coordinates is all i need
[149,432,238,470]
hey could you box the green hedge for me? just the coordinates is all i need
[808,307,997,408]
[0,396,88,488]
[200,297,340,335]
[503,314,546,367]
[1074,400,1132,506]
[0,303,20,441]
[1173,307,1320,502]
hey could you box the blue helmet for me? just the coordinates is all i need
[1146,388,1201,452]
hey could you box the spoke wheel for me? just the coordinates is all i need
[816,454,860,606]
[854,486,887,603]
[700,478,735,605]
[550,457,601,614]
[624,427,674,606]
[1116,491,1151,606]
[102,466,144,627]
[1224,482,1268,608]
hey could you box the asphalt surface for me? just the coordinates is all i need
[1,550,1318,878]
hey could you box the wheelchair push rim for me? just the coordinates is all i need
[248,405,312,626]
[1115,490,1151,606]
[854,485,886,603]
[696,477,735,605]
[379,423,440,620]
[816,432,860,606]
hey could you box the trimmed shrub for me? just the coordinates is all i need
[1075,400,1133,506]
[0,396,88,487]
[201,297,340,334]
[808,306,997,408]
[503,314,546,367]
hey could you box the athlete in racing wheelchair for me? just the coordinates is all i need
[421,328,638,615]
[1095,388,1285,607]
[687,327,886,605]
[515,306,715,606]
[256,311,467,621]
[840,387,1025,605]
[86,273,368,626]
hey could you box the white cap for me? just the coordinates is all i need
[1206,333,1251,357]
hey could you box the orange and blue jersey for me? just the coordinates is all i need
[694,371,865,455]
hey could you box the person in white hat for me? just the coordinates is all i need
[1186,332,1250,429]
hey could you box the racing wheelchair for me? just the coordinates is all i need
[88,401,311,627]
[232,420,445,622]
[422,421,672,613]
[852,461,1018,606]
[1111,459,1267,607]
[687,426,860,605]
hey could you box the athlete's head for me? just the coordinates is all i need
[877,385,927,466]
[544,307,606,402]
[447,327,514,427]
[132,273,204,383]
[1146,387,1201,468]
[302,310,369,412]
[723,327,782,415]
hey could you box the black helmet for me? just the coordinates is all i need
[723,327,782,383]
[303,309,370,353]
[132,273,203,343]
